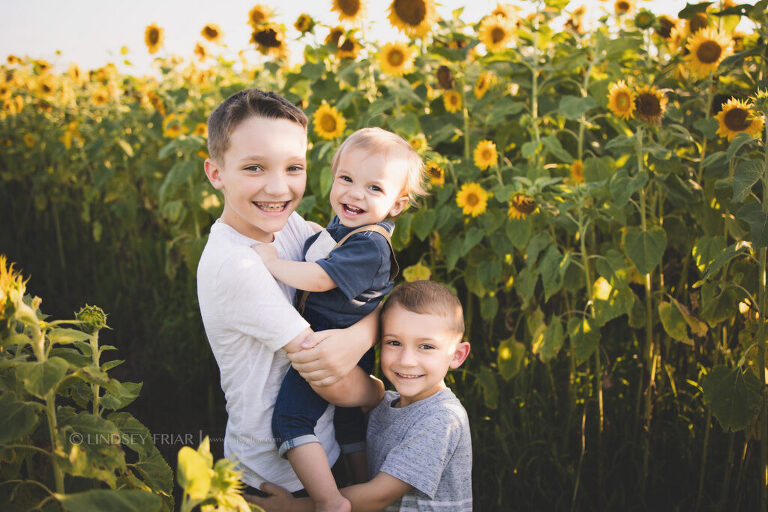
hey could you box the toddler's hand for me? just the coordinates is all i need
[254,243,278,262]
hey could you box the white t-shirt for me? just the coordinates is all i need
[197,213,340,491]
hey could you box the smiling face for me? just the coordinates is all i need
[204,116,307,242]
[329,146,410,228]
[380,304,470,407]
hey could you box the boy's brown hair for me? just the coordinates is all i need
[207,89,308,163]
[330,127,427,204]
[381,281,465,338]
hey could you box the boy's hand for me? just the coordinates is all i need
[243,483,296,512]
[288,328,369,386]
[254,243,278,263]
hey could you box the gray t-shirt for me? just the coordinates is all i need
[366,388,472,511]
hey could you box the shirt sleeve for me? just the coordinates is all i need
[218,246,310,352]
[378,409,463,500]
[315,233,391,301]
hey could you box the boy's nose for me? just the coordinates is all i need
[398,348,418,366]
[263,172,289,196]
[348,186,364,200]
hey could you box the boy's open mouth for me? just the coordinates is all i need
[253,201,290,213]
[394,371,423,379]
[342,204,364,215]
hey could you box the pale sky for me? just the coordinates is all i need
[0,0,747,74]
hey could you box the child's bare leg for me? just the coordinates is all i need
[286,442,351,512]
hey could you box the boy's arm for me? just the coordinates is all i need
[254,244,336,292]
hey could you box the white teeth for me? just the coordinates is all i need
[396,372,422,378]
[344,204,362,214]
[254,201,287,211]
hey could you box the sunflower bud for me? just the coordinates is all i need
[634,9,655,30]
[75,304,109,334]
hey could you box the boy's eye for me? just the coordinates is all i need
[384,339,400,346]
[287,165,304,172]
[369,185,382,192]
[420,344,435,350]
[244,165,262,172]
[340,175,352,182]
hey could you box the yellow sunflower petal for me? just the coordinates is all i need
[201,24,223,43]
[634,85,667,125]
[145,23,164,54]
[248,4,274,27]
[715,98,765,141]
[456,182,489,217]
[685,27,733,78]
[607,80,636,120]
[508,194,536,220]
[443,90,462,113]
[313,103,347,139]
[388,0,437,38]
[332,0,367,24]
[478,15,515,53]
[379,42,414,76]
[473,140,498,170]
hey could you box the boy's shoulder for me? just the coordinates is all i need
[374,389,469,431]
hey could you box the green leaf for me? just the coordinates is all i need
[542,135,574,164]
[658,301,692,345]
[505,216,532,249]
[16,357,69,399]
[732,160,764,202]
[736,202,768,248]
[568,317,600,365]
[0,393,40,444]
[702,365,762,432]
[559,95,597,120]
[726,131,755,161]
[679,2,713,18]
[592,278,633,326]
[117,139,134,158]
[101,380,142,410]
[49,328,92,345]
[610,169,648,207]
[497,338,526,380]
[412,209,436,240]
[696,241,748,284]
[624,226,667,274]
[475,367,498,409]
[700,282,738,326]
[461,227,484,256]
[521,141,539,159]
[539,245,564,301]
[532,318,564,363]
[515,268,537,308]
[59,410,126,487]
[693,118,718,140]
[480,294,498,320]
[56,490,162,512]
[445,237,462,272]
[133,446,174,494]
[670,296,708,338]
[691,236,726,274]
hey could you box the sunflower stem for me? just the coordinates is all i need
[697,77,715,184]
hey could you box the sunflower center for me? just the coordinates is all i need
[491,27,506,44]
[254,28,281,48]
[724,107,751,131]
[339,39,355,52]
[697,40,722,64]
[637,93,661,117]
[320,114,338,133]
[427,166,441,178]
[481,149,492,160]
[466,193,479,207]
[338,0,360,15]
[657,16,674,38]
[616,91,631,110]
[514,196,536,214]
[388,49,404,66]
[204,26,218,39]
[616,1,630,13]
[449,94,459,106]
[437,66,454,89]
[394,0,427,27]
[148,29,159,46]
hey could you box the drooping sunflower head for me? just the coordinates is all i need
[92,87,110,106]
[145,23,164,54]
[409,133,428,152]
[336,32,361,59]
[508,193,536,220]
[752,89,768,116]
[614,0,634,16]
[607,80,636,121]
[655,15,677,39]
[425,161,445,187]
[478,15,515,53]
[388,0,437,38]
[456,182,489,217]
[251,23,288,58]
[436,65,455,90]
[326,26,345,47]
[201,24,223,43]
[633,8,655,30]
[570,159,585,184]
[634,85,667,125]
[687,11,710,35]
[379,42,414,76]
[685,27,733,78]
[294,13,315,34]
[332,0,367,24]
[248,4,274,27]
[714,98,765,141]
[313,103,347,140]
[473,140,498,170]
[443,90,462,113]
[474,72,494,99]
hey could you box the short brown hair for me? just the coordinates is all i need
[382,281,464,338]
[330,127,427,204]
[207,89,308,163]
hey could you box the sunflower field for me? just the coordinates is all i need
[2,0,768,510]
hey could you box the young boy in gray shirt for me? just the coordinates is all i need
[249,280,473,511]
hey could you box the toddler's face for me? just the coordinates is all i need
[204,116,307,242]
[379,304,469,407]
[329,147,409,228]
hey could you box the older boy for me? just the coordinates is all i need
[197,89,382,498]
[250,280,473,511]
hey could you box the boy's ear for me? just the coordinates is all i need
[449,341,471,369]
[388,195,409,218]
[204,158,224,190]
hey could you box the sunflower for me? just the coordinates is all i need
[474,72,494,99]
[251,23,287,58]
[565,5,586,34]
[425,161,445,186]
[0,84,10,101]
[508,193,536,220]
[443,90,462,113]
[473,140,498,170]
[409,134,428,152]
[379,42,414,76]
[668,25,689,52]
[685,28,732,78]
[193,123,209,138]
[313,103,346,139]
[478,15,515,53]
[37,75,56,96]
[634,9,655,29]
[388,0,437,38]
[248,4,274,27]
[163,113,187,139]
[201,24,223,43]
[194,42,208,61]
[570,159,584,184]
[607,80,636,120]
[36,60,52,73]
[715,99,764,141]
[490,3,517,20]
[436,65,455,90]
[634,85,667,124]
[655,15,677,39]
[92,87,110,105]
[145,23,164,54]
[614,0,634,15]
[687,11,709,34]
[6,55,21,65]
[337,33,361,59]
[326,26,345,47]
[332,0,367,24]
[294,13,315,34]
[23,133,35,148]
[67,62,84,85]
[456,182,489,217]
